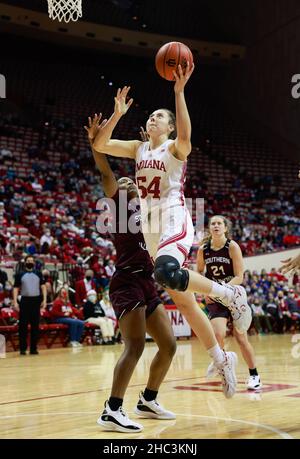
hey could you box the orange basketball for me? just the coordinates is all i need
[155,42,193,81]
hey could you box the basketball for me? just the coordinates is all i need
[155,42,194,81]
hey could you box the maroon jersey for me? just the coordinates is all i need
[108,190,153,273]
[203,239,234,283]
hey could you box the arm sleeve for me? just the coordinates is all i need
[38,271,45,286]
[14,273,22,288]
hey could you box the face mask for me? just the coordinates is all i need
[26,263,34,269]
[88,295,97,303]
[86,276,92,281]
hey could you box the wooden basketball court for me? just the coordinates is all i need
[1,334,300,439]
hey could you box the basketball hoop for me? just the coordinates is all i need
[47,0,82,23]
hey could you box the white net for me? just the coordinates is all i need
[47,0,82,23]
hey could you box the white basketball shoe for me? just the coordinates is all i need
[207,351,238,399]
[218,285,252,334]
[134,392,176,419]
[97,401,143,433]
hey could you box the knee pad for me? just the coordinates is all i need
[154,255,189,292]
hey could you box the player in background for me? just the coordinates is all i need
[197,215,262,390]
[85,114,177,433]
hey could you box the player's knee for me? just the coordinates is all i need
[234,331,247,345]
[167,337,177,358]
[125,337,145,361]
[154,255,189,291]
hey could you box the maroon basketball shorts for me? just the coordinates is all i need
[109,270,162,320]
[206,301,232,321]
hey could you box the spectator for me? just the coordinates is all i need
[13,255,47,355]
[251,298,272,334]
[51,287,85,347]
[42,269,55,303]
[104,260,116,279]
[0,266,8,287]
[83,290,115,344]
[75,269,96,306]
[40,229,53,253]
[99,288,118,334]
[276,291,292,333]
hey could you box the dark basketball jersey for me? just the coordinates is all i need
[203,239,234,283]
[109,190,153,272]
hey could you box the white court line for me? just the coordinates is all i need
[176,413,293,439]
[0,411,293,439]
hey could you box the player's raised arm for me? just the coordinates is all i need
[171,62,195,161]
[93,86,141,159]
[84,113,118,198]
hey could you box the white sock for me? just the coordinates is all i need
[209,282,234,305]
[208,344,225,366]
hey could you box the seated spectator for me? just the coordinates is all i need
[75,269,96,306]
[286,290,300,324]
[104,260,116,279]
[251,298,272,333]
[40,229,53,254]
[51,287,85,347]
[276,291,292,333]
[91,256,109,289]
[69,256,86,282]
[42,269,55,304]
[83,290,115,344]
[100,288,118,333]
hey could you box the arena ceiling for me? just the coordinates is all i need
[1,0,251,45]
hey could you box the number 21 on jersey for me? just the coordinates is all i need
[211,265,226,277]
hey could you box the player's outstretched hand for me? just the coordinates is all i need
[114,86,134,117]
[280,253,300,274]
[84,113,107,143]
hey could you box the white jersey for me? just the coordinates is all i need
[135,139,194,265]
[135,139,187,214]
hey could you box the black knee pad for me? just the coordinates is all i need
[154,255,189,292]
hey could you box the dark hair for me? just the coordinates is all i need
[201,215,232,245]
[161,108,177,139]
[25,255,35,263]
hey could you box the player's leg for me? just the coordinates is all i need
[167,289,237,398]
[134,304,176,419]
[233,327,262,390]
[205,316,228,378]
[97,307,146,433]
[111,307,146,397]
[210,317,227,349]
